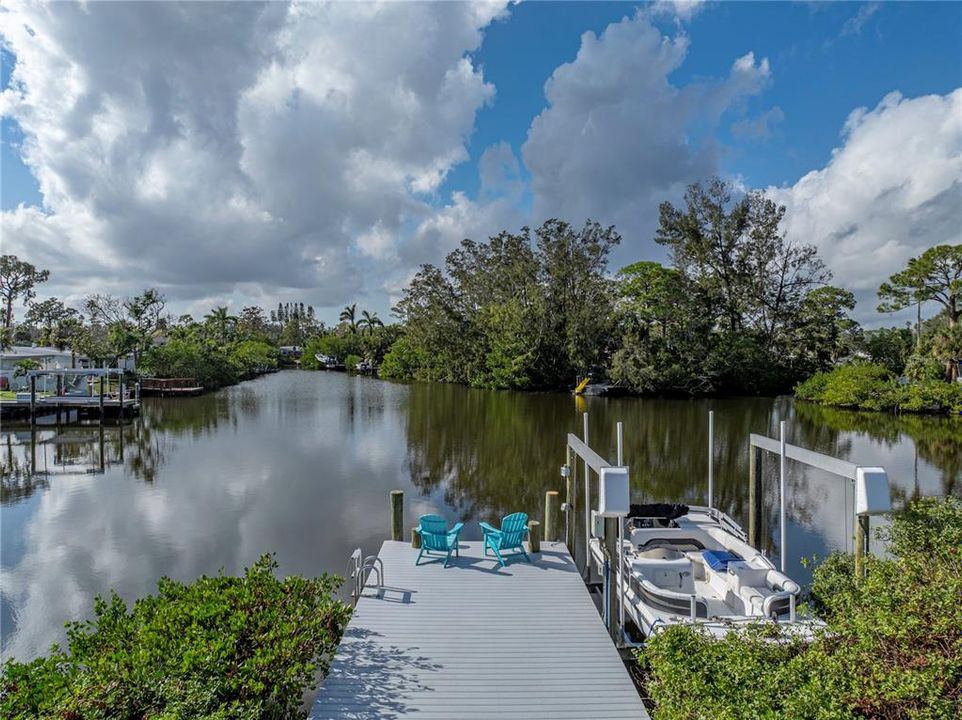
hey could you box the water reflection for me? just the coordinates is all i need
[1,371,957,662]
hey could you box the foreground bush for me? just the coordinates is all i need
[796,363,962,414]
[639,497,962,719]
[1,556,351,719]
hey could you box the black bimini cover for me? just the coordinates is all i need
[628,503,689,520]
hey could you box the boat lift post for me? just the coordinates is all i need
[749,428,891,576]
[707,410,714,510]
[780,421,787,573]
[616,421,625,643]
[567,413,630,648]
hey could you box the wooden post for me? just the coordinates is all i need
[390,490,403,541]
[855,514,870,579]
[748,445,763,549]
[98,425,106,473]
[29,375,37,426]
[119,379,125,421]
[544,490,559,543]
[29,428,37,475]
[135,381,141,402]
[99,375,105,425]
[527,520,541,554]
[410,526,421,549]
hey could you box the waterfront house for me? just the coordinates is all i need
[0,346,90,392]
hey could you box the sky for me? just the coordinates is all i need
[1,0,960,327]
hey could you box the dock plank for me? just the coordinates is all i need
[310,540,650,720]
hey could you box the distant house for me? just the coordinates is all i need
[278,345,302,358]
[0,346,90,391]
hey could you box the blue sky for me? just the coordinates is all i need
[1,1,959,323]
[439,1,962,200]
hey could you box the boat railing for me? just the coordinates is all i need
[689,504,749,543]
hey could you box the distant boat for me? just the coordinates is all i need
[356,359,375,374]
[573,380,627,397]
[314,354,345,371]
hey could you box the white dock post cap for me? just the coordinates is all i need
[598,466,630,517]
[855,467,891,515]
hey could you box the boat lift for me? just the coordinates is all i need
[564,411,892,647]
[748,420,891,576]
[564,414,631,647]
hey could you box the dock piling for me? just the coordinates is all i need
[779,421,787,573]
[29,375,37,426]
[527,520,541,553]
[544,490,559,543]
[410,526,421,549]
[390,490,403,541]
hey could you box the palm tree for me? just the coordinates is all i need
[358,310,384,335]
[339,304,358,333]
[204,306,237,345]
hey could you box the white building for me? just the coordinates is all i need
[0,346,89,391]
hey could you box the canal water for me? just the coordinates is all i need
[2,370,958,660]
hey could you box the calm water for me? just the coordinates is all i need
[2,370,959,660]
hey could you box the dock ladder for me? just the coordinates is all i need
[346,548,384,606]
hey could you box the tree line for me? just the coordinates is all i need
[380,178,960,397]
[0,257,397,389]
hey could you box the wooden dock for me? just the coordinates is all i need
[0,397,139,424]
[310,540,650,720]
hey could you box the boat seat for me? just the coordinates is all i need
[738,584,778,614]
[630,556,694,593]
[727,564,770,593]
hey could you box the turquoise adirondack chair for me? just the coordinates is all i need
[479,512,530,567]
[415,515,464,568]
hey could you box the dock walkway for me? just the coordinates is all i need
[310,540,649,720]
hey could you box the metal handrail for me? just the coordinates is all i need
[346,549,385,607]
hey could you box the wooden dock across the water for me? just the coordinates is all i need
[310,540,650,720]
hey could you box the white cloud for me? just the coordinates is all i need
[840,2,880,38]
[521,11,770,263]
[0,1,508,317]
[649,0,707,23]
[767,89,962,321]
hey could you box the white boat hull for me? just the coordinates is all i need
[589,507,824,641]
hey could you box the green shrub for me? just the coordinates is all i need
[140,337,241,389]
[904,354,948,383]
[640,497,962,720]
[379,334,425,379]
[817,363,893,408]
[893,380,962,414]
[229,340,279,377]
[344,354,362,371]
[1,555,351,719]
[795,363,960,414]
[794,370,830,401]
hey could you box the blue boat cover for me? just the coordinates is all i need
[702,550,742,571]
